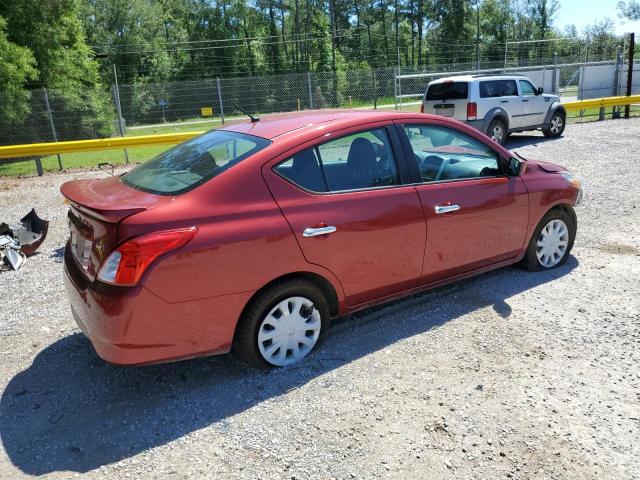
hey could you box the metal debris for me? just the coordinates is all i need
[0,209,49,271]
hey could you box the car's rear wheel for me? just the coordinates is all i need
[520,208,576,271]
[233,279,329,368]
[487,119,507,145]
[543,111,566,138]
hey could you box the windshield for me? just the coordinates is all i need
[426,82,469,101]
[122,130,271,195]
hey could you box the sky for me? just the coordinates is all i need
[555,0,640,35]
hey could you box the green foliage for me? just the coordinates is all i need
[618,0,640,20]
[0,16,37,124]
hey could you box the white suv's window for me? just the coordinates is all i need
[519,80,536,96]
[498,79,518,96]
[479,80,500,98]
[402,125,501,183]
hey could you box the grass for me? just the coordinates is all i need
[1,101,639,177]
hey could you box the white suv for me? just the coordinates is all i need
[421,74,566,145]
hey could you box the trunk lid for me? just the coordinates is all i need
[60,176,172,280]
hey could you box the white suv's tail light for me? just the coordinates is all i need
[467,102,477,121]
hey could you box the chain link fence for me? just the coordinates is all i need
[1,51,638,175]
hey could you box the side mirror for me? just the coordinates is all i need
[506,157,523,177]
[536,87,544,96]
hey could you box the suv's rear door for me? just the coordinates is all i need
[477,80,501,120]
[423,81,469,122]
[498,79,524,128]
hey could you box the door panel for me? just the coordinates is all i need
[267,182,427,305]
[395,121,530,284]
[498,79,523,128]
[416,177,529,283]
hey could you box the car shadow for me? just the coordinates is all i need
[0,258,577,475]
[506,134,559,149]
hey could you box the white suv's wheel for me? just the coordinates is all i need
[487,119,507,145]
[543,111,566,138]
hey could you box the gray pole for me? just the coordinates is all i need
[372,69,377,109]
[625,33,635,119]
[216,77,225,124]
[394,67,399,111]
[552,52,558,95]
[112,64,129,164]
[43,87,63,170]
[307,72,314,109]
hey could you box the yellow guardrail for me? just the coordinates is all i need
[0,132,203,160]
[2,95,640,160]
[562,94,640,111]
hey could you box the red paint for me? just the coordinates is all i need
[61,110,580,365]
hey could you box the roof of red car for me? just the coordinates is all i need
[221,109,438,140]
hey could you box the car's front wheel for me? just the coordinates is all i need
[487,119,507,145]
[543,111,566,138]
[520,208,576,271]
[233,279,329,368]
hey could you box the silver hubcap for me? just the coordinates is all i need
[550,116,563,134]
[491,125,504,143]
[257,296,321,366]
[536,219,569,267]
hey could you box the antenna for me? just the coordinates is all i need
[233,103,260,123]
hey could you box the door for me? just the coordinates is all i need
[519,79,547,126]
[264,126,427,306]
[423,81,470,122]
[397,123,529,284]
[498,79,524,128]
[476,80,500,121]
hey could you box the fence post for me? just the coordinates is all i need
[43,87,63,171]
[216,77,225,124]
[625,32,635,119]
[613,50,623,119]
[394,67,399,111]
[307,72,314,109]
[552,52,558,95]
[372,69,377,109]
[112,65,129,164]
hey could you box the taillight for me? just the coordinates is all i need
[420,103,424,113]
[467,102,477,121]
[97,227,197,286]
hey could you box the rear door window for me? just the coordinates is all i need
[123,130,271,195]
[479,80,500,98]
[498,80,519,96]
[275,128,400,192]
[425,82,469,101]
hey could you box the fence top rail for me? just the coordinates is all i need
[396,60,623,80]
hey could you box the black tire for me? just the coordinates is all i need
[487,118,507,145]
[543,110,566,138]
[519,207,576,272]
[233,278,330,369]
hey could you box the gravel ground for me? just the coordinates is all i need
[1,119,639,480]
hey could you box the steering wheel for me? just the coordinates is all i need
[418,155,445,181]
[434,157,451,181]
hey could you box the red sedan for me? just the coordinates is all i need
[61,110,582,368]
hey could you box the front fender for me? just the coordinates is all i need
[543,103,565,125]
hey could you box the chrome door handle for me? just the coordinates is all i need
[522,99,530,102]
[434,204,460,214]
[500,100,509,103]
[303,226,337,237]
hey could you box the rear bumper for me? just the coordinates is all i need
[63,242,253,365]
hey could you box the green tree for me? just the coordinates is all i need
[618,0,640,19]
[0,16,37,124]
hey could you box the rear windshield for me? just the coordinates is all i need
[425,82,469,101]
[122,130,271,195]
